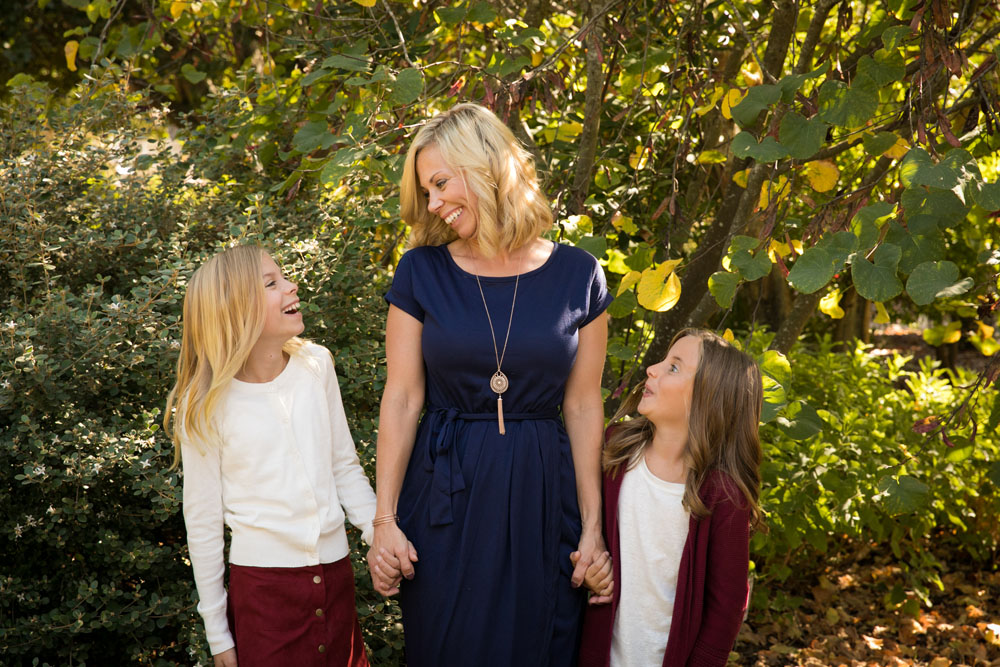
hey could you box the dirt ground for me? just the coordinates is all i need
[735,544,1000,667]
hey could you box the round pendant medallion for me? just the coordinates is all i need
[490,371,509,394]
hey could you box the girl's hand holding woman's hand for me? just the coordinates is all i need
[570,525,607,589]
[570,549,614,605]
[368,522,418,596]
[213,648,237,667]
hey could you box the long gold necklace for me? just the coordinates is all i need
[472,248,522,436]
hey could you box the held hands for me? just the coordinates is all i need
[213,648,237,667]
[367,522,418,596]
[570,549,614,605]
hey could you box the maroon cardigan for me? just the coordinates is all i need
[578,467,751,667]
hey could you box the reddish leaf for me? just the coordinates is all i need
[652,193,671,221]
[611,380,628,400]
[936,109,961,147]
[912,416,941,434]
[941,430,955,447]
[775,252,790,278]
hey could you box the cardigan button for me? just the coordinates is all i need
[313,575,322,584]
[318,644,326,653]
[315,608,324,617]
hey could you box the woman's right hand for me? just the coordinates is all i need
[367,522,418,596]
[214,648,237,667]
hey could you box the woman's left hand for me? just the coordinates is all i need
[570,526,607,588]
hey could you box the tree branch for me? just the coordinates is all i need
[769,155,893,352]
[569,3,606,213]
[795,0,839,75]
[380,0,415,68]
[521,0,626,82]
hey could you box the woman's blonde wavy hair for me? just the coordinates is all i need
[399,103,552,257]
[604,329,766,532]
[163,245,303,468]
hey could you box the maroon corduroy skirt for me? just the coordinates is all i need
[226,556,368,667]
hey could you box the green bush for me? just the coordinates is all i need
[752,335,1000,613]
[1,83,403,665]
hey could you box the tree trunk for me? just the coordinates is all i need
[640,0,798,366]
[770,290,823,353]
[569,3,604,213]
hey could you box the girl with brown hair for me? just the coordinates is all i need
[579,329,765,667]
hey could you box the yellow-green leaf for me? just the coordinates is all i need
[759,175,789,209]
[629,145,651,170]
[610,212,638,235]
[804,160,839,192]
[874,301,890,324]
[551,13,574,28]
[884,135,909,160]
[637,260,682,312]
[741,59,763,86]
[819,288,845,319]
[923,321,962,345]
[694,86,724,116]
[970,334,1000,356]
[65,40,79,72]
[353,0,376,6]
[556,121,583,142]
[721,89,745,120]
[617,270,642,297]
[169,1,186,19]
[696,150,727,164]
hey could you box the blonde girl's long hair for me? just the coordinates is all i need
[399,103,552,258]
[604,329,766,532]
[163,245,303,467]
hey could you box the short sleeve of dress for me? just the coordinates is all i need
[384,250,425,322]
[580,255,614,327]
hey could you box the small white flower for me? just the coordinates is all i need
[108,303,121,311]
[1,380,10,389]
[140,459,152,469]
[13,524,23,538]
[47,505,56,515]
[32,465,46,477]
[93,462,102,473]
[4,321,14,330]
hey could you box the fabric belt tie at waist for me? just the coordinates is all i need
[425,406,561,527]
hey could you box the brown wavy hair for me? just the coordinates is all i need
[604,329,766,531]
[399,103,552,257]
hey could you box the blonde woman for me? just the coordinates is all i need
[165,246,375,667]
[368,103,613,665]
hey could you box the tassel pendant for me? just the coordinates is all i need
[497,395,506,435]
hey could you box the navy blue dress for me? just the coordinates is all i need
[385,242,613,667]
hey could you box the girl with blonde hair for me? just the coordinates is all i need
[165,245,376,667]
[368,103,614,665]
[578,328,765,667]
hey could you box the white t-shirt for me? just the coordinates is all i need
[181,342,376,655]
[610,455,690,667]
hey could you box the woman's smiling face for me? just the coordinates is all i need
[416,144,479,240]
